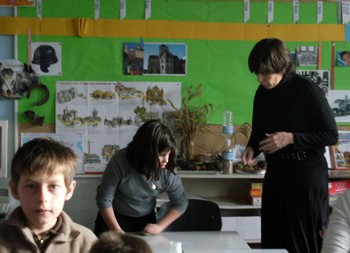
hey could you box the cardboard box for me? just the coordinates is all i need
[249,195,262,206]
[251,182,263,189]
[221,216,261,241]
[249,188,262,196]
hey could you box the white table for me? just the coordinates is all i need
[135,231,288,253]
[137,231,250,253]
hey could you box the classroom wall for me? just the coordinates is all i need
[1,0,350,230]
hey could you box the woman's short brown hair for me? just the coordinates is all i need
[248,38,295,75]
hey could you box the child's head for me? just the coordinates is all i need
[341,51,350,66]
[9,138,78,233]
[127,120,177,180]
[90,231,153,253]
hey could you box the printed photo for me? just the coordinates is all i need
[328,90,350,122]
[336,50,350,67]
[31,42,62,76]
[296,45,318,66]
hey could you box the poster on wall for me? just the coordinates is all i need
[21,132,84,174]
[336,50,350,67]
[328,90,350,123]
[123,42,187,76]
[296,70,329,97]
[296,45,318,66]
[55,81,181,173]
[30,42,62,76]
[330,131,350,169]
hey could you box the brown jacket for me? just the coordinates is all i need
[0,207,97,253]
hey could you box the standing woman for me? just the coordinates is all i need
[94,120,188,236]
[241,38,338,253]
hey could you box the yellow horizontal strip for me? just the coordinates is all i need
[0,17,344,41]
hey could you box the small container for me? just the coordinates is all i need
[223,160,233,174]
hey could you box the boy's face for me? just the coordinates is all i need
[10,171,76,234]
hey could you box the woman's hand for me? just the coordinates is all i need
[258,132,293,154]
[241,146,257,166]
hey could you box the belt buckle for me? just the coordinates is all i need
[296,151,306,161]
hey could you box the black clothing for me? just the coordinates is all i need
[247,73,338,253]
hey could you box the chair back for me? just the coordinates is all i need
[161,199,222,231]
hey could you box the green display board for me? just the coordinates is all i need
[15,0,350,126]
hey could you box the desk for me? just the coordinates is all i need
[137,231,288,253]
[139,231,250,253]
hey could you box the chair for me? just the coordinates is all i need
[159,199,222,231]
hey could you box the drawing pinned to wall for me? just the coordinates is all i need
[296,45,318,66]
[56,81,181,173]
[328,90,350,122]
[336,50,350,66]
[31,42,62,76]
[123,42,187,76]
[297,70,329,97]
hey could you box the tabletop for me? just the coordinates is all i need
[136,231,288,253]
[138,231,250,252]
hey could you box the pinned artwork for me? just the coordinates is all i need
[328,90,350,122]
[336,50,350,67]
[55,81,181,174]
[31,42,62,76]
[296,45,318,66]
[123,42,187,76]
[0,59,39,99]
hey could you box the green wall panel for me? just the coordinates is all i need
[16,0,350,127]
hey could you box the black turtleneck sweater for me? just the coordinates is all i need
[248,72,338,164]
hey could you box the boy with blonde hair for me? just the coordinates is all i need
[0,138,97,252]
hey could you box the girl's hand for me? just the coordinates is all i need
[142,223,164,235]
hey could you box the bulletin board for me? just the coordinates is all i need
[6,0,350,133]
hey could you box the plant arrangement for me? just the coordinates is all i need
[166,84,253,171]
[167,84,218,164]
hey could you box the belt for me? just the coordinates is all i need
[279,150,318,161]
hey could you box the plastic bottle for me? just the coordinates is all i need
[222,110,234,149]
[222,110,234,173]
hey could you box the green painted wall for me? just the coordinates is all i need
[16,0,349,125]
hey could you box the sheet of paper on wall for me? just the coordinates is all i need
[296,45,318,66]
[330,131,350,170]
[21,132,84,174]
[55,81,181,174]
[328,90,350,123]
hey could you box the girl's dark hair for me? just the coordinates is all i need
[248,38,295,76]
[126,120,177,180]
